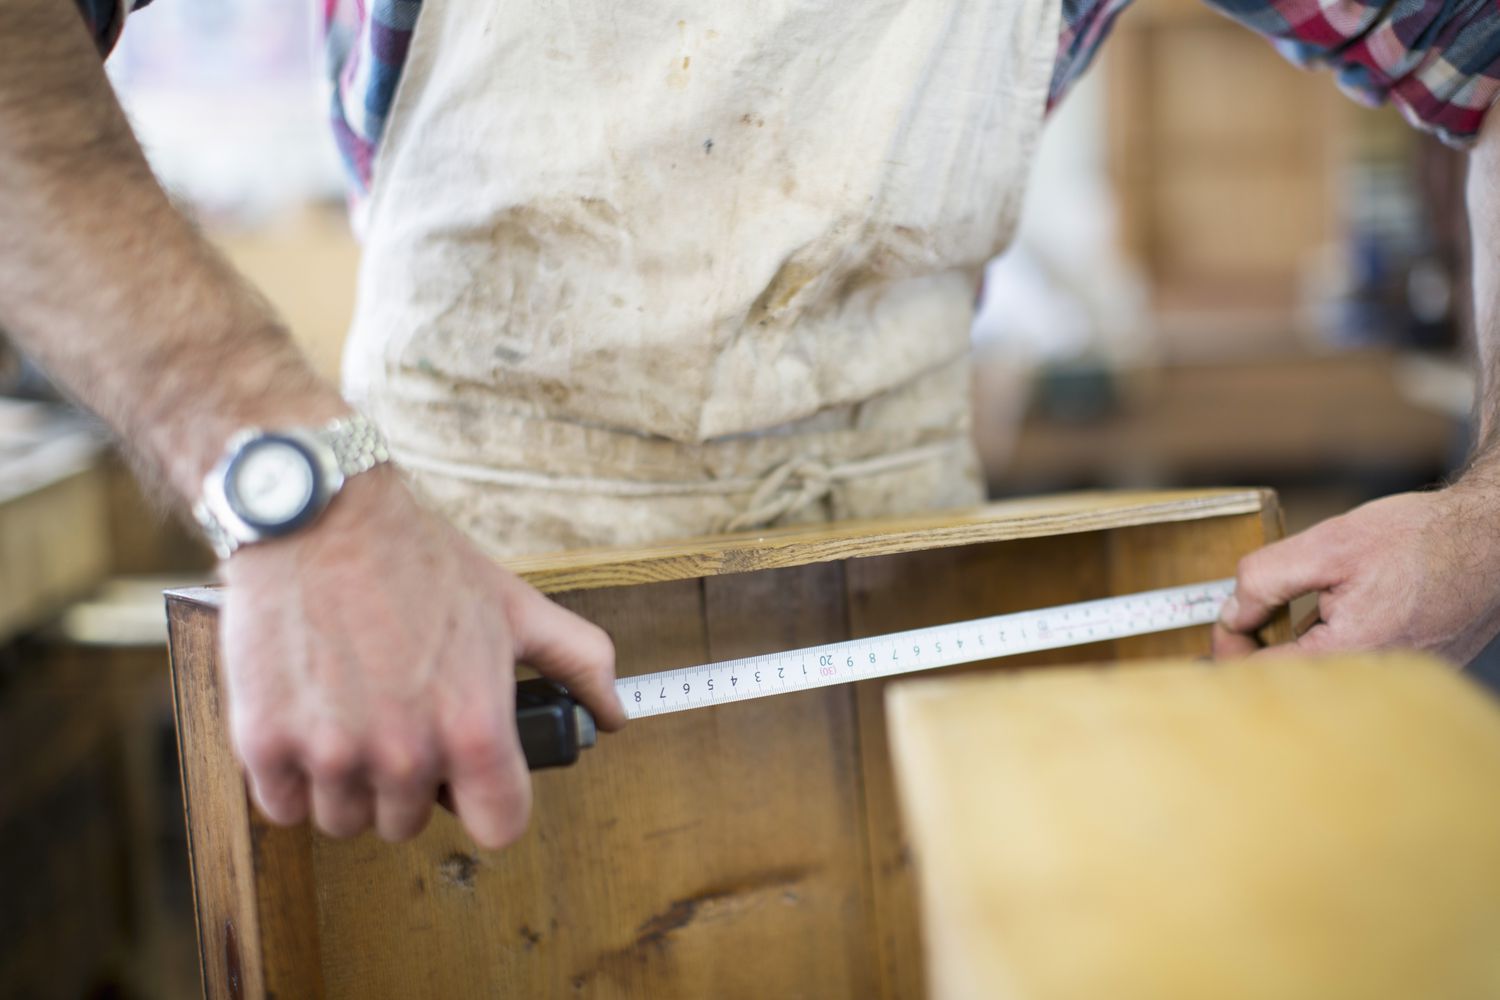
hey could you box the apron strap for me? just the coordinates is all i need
[391,439,962,530]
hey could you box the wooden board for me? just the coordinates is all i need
[502,489,1264,592]
[166,489,1287,998]
[887,654,1500,1000]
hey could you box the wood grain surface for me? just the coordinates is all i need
[165,489,1285,998]
[505,490,1266,593]
[888,654,1500,1000]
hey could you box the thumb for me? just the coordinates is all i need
[1222,531,1342,636]
[505,582,627,731]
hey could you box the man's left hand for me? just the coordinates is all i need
[1213,482,1500,664]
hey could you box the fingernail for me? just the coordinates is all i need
[1219,594,1238,625]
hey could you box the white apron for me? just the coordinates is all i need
[343,0,1061,558]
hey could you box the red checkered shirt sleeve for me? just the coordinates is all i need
[72,0,1500,202]
[72,0,133,54]
[1053,0,1500,145]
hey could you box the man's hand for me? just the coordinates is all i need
[0,0,626,849]
[222,467,626,847]
[1217,101,1500,664]
[1213,483,1500,664]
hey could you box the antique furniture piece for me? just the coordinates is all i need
[166,488,1286,999]
[0,401,107,645]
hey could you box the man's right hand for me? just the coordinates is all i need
[219,467,627,848]
[0,0,628,850]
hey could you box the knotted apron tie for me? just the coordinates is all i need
[390,439,961,532]
[723,457,834,532]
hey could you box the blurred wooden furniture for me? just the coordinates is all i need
[1,639,201,1000]
[166,488,1289,999]
[0,401,108,644]
[0,401,208,999]
[0,642,134,1000]
[988,351,1456,492]
[888,654,1500,1000]
[1106,0,1343,333]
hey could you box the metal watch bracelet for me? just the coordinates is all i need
[192,413,390,559]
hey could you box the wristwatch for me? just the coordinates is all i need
[192,414,390,559]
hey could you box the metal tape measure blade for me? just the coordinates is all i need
[616,577,1234,720]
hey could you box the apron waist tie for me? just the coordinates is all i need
[390,439,963,531]
[723,457,833,532]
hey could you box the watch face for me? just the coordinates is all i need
[224,436,322,532]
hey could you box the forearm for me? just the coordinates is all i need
[0,0,346,504]
[1468,110,1500,458]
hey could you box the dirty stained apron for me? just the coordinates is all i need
[342,0,1061,558]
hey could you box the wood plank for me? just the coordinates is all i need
[168,599,326,1000]
[164,488,1288,999]
[252,824,324,999]
[847,533,1116,1000]
[1106,492,1288,658]
[167,599,269,1000]
[165,491,1268,611]
[306,567,880,998]
[505,491,1265,593]
[684,563,875,998]
[887,654,1500,1000]
[310,578,717,998]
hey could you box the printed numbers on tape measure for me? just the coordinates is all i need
[614,579,1233,719]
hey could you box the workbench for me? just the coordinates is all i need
[0,400,108,644]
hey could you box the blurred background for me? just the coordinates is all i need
[0,0,1483,994]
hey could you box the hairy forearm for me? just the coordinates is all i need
[0,0,346,503]
[1468,110,1500,459]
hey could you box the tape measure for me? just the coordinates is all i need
[516,577,1234,768]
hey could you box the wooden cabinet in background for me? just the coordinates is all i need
[1105,0,1345,349]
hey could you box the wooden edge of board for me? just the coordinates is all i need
[166,598,261,999]
[1255,491,1296,645]
[166,585,223,609]
[162,489,1272,610]
[167,595,326,999]
[507,488,1269,593]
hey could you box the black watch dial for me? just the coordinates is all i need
[223,435,325,535]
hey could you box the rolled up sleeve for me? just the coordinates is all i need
[73,0,154,57]
[1207,0,1500,144]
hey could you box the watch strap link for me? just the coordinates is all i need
[194,499,238,560]
[324,413,390,477]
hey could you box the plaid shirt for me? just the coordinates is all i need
[81,0,1500,207]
